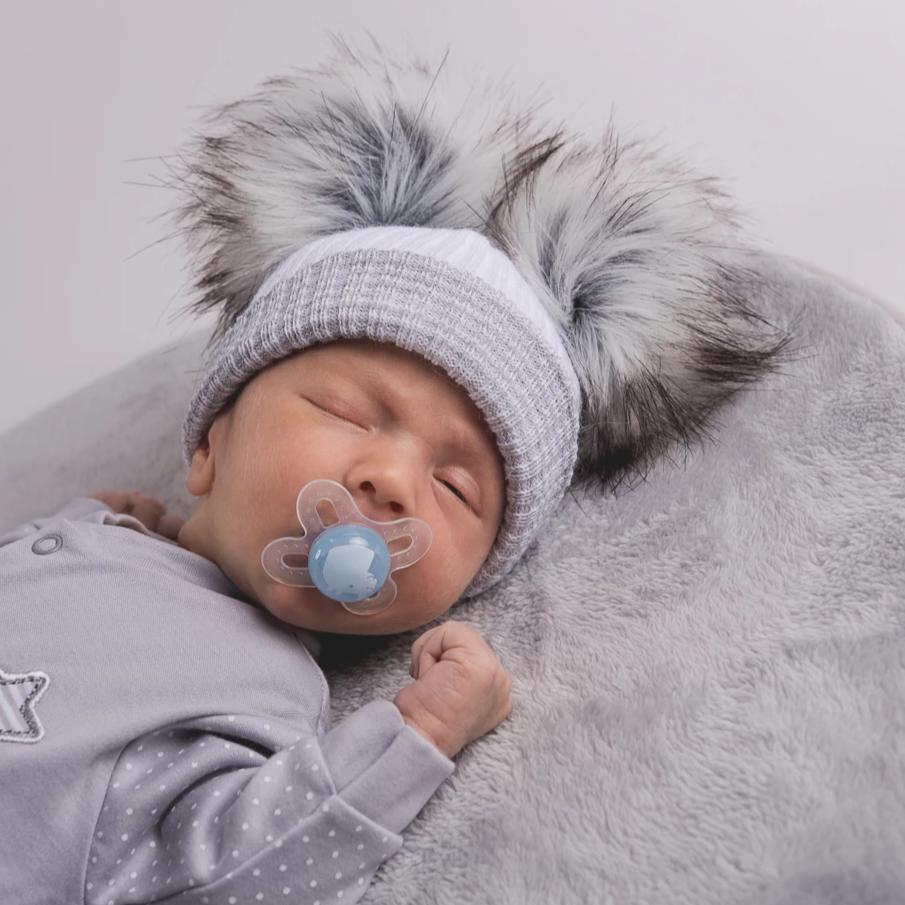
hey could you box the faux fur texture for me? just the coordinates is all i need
[162,31,799,493]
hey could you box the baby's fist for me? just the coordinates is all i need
[394,620,512,759]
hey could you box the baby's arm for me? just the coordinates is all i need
[85,701,455,904]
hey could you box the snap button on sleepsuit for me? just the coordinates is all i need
[32,534,63,555]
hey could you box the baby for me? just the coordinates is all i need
[98,336,513,743]
[0,337,514,905]
[2,34,793,905]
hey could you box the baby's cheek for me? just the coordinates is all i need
[398,560,461,618]
[260,579,299,612]
[430,531,482,595]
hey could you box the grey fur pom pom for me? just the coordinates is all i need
[164,30,798,495]
[166,31,551,350]
[483,125,799,493]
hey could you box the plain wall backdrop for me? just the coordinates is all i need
[1,0,903,435]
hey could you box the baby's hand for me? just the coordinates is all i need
[394,620,512,759]
[89,490,184,540]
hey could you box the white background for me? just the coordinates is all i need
[1,0,902,435]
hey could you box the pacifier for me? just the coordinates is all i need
[261,479,433,615]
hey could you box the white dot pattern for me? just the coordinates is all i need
[84,716,404,904]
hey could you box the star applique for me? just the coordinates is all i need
[0,667,50,744]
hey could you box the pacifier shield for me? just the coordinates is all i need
[261,479,433,615]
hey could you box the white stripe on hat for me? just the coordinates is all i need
[255,225,581,404]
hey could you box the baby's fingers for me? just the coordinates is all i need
[90,490,131,512]
[156,512,185,541]
[409,624,444,678]
[409,621,485,679]
[126,493,166,531]
[90,490,167,532]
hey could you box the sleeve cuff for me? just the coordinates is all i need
[321,699,456,836]
[0,496,114,546]
[54,496,114,521]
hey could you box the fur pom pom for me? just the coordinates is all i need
[164,31,799,493]
[484,123,799,493]
[165,31,551,349]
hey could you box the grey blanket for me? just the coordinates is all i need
[2,250,903,905]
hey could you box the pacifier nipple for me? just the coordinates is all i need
[261,479,432,615]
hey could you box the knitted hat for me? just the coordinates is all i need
[166,34,796,601]
[182,223,581,600]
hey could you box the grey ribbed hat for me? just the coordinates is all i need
[183,224,582,600]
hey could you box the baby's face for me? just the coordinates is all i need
[178,339,506,635]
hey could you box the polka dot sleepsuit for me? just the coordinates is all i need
[1,497,456,904]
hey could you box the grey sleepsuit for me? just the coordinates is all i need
[0,497,455,904]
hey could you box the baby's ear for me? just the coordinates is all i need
[186,409,233,496]
[185,427,216,496]
[185,442,211,497]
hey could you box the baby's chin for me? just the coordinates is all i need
[254,577,447,636]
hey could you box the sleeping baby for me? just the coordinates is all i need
[0,335,514,905]
[1,36,793,905]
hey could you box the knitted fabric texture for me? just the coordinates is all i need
[182,225,582,601]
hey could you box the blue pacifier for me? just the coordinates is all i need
[261,479,433,615]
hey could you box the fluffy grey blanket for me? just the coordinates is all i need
[1,251,903,904]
